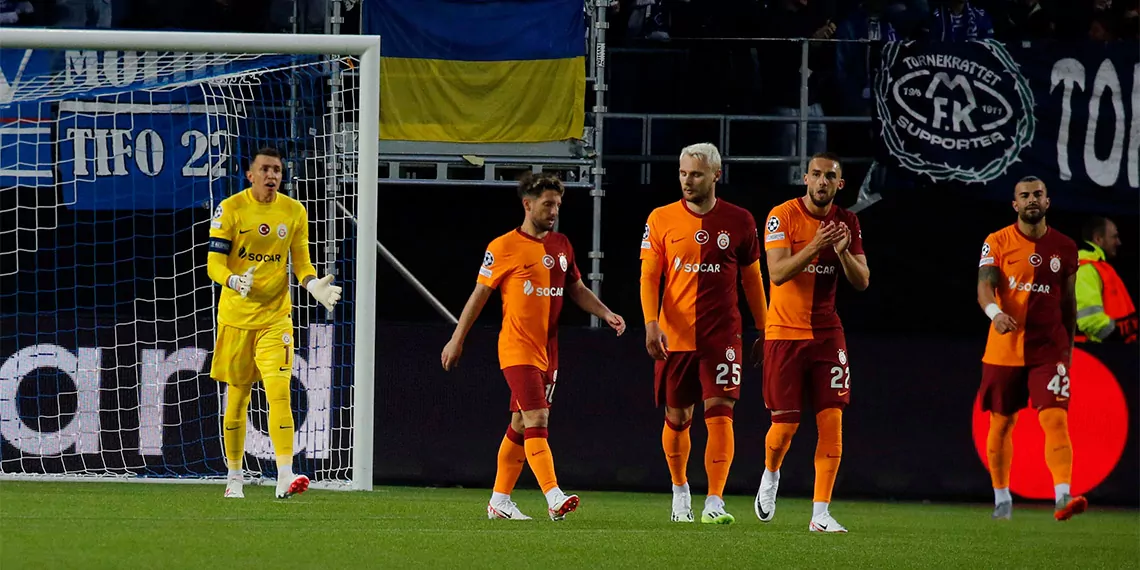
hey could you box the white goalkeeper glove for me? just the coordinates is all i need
[227,266,255,298]
[306,274,342,312]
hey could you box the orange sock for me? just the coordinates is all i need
[813,408,843,503]
[523,427,558,494]
[492,427,527,495]
[1038,408,1073,486]
[704,406,734,498]
[765,422,799,472]
[987,412,1017,489]
[662,419,692,487]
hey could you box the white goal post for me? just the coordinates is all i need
[0,29,379,491]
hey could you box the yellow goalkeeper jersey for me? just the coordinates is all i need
[207,188,318,329]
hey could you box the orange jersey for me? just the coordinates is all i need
[763,198,864,340]
[979,225,1077,366]
[640,199,761,352]
[477,229,581,371]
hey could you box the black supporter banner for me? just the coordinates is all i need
[876,40,1139,213]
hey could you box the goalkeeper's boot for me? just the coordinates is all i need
[809,510,848,533]
[276,474,310,499]
[548,492,580,521]
[224,478,245,499]
[754,472,779,522]
[992,501,1012,520]
[671,484,694,523]
[701,496,735,525]
[487,499,532,520]
[1054,494,1088,521]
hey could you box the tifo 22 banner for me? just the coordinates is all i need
[875,40,1138,212]
[1,49,294,210]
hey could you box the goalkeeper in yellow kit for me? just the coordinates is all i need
[206,147,342,499]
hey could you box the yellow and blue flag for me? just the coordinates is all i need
[366,0,586,143]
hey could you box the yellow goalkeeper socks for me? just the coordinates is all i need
[223,383,253,473]
[264,377,295,474]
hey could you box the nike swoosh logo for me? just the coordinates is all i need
[239,229,251,234]
[279,367,289,371]
[279,425,293,430]
[723,386,739,392]
[225,426,239,431]
[1007,259,1017,265]
[826,453,841,459]
[524,263,537,269]
[671,238,685,243]
[712,459,727,464]
[530,451,547,457]
[817,524,828,530]
[1056,397,1068,402]
[837,390,849,397]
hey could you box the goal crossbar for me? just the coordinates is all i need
[0,28,380,491]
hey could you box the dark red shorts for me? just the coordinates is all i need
[654,342,744,409]
[762,337,851,414]
[979,361,1071,415]
[503,365,558,412]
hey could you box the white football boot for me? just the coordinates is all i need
[671,484,694,522]
[754,471,779,522]
[487,499,533,520]
[276,474,310,499]
[548,492,580,521]
[223,477,244,499]
[809,510,848,533]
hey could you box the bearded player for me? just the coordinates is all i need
[976,176,1085,521]
[441,172,626,521]
[640,143,769,524]
[207,147,342,500]
[755,152,869,533]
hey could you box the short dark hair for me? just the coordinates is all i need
[1082,216,1111,242]
[517,172,565,199]
[1018,175,1042,184]
[248,146,283,168]
[810,152,843,173]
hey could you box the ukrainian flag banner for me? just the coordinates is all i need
[366,0,587,143]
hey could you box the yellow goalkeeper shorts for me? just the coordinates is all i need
[209,319,295,386]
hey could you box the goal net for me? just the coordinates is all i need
[0,31,379,490]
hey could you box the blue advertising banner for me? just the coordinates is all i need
[876,40,1139,212]
[2,48,298,210]
[56,100,232,210]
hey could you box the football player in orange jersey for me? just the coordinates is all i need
[976,176,1084,521]
[756,152,869,533]
[640,143,769,524]
[441,173,625,521]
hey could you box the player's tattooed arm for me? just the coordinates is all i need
[977,266,1002,308]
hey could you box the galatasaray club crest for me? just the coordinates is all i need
[838,349,847,365]
[1050,255,1061,273]
[716,231,730,250]
[558,253,568,272]
[725,346,736,363]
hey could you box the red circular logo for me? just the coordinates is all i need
[1028,253,1043,267]
[258,223,270,236]
[971,348,1129,499]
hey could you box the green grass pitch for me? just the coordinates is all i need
[2,481,1137,568]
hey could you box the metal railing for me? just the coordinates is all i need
[601,38,878,186]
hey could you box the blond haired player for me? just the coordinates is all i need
[207,147,342,500]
